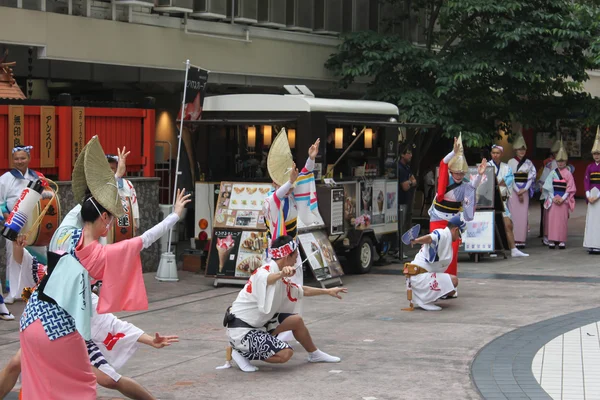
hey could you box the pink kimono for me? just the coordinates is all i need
[543,167,576,243]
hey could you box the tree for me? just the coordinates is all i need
[326,0,600,148]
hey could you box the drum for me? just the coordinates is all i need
[106,196,135,244]
[23,188,61,247]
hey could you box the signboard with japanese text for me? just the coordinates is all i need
[8,105,24,166]
[72,107,85,164]
[40,106,56,168]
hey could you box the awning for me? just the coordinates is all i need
[326,118,436,129]
[177,118,297,125]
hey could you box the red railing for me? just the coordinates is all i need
[0,98,155,180]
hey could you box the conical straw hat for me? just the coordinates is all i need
[555,138,569,161]
[448,132,469,173]
[550,136,561,153]
[72,136,125,218]
[512,135,527,150]
[267,128,294,186]
[592,126,600,154]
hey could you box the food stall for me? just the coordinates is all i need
[185,87,431,284]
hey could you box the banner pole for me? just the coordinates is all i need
[157,59,190,282]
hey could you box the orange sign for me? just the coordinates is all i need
[8,105,24,166]
[72,107,85,164]
[40,106,56,168]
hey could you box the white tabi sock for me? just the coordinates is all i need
[231,350,259,373]
[419,302,442,311]
[308,349,341,363]
[511,248,529,257]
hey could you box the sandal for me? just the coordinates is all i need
[0,312,15,321]
[558,243,566,250]
[548,243,556,250]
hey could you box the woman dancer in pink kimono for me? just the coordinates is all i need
[542,139,576,249]
[18,136,191,400]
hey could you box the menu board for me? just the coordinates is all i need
[213,182,273,230]
[298,231,344,281]
[206,229,269,278]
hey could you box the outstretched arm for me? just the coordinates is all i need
[302,286,347,299]
[138,332,179,349]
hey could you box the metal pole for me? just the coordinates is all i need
[165,59,190,253]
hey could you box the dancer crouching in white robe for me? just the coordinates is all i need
[405,215,464,311]
[224,235,346,372]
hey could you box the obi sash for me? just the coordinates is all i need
[265,217,298,240]
[553,168,566,197]
[590,172,600,185]
[433,182,462,213]
[514,172,528,183]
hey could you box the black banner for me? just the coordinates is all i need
[180,66,209,121]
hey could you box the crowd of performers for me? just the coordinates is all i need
[0,126,597,397]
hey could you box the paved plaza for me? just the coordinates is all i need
[0,200,599,400]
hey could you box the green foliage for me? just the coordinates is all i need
[326,0,600,147]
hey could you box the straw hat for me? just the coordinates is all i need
[267,128,294,186]
[512,135,527,150]
[555,138,569,162]
[550,136,561,154]
[448,133,469,173]
[592,126,600,154]
[72,136,125,218]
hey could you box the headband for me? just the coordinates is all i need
[491,145,504,153]
[106,155,118,162]
[269,240,298,260]
[13,145,33,154]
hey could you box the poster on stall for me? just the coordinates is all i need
[206,229,269,278]
[359,181,373,218]
[213,182,272,229]
[460,211,495,253]
[343,182,358,230]
[371,180,386,225]
[385,181,398,223]
[298,231,344,281]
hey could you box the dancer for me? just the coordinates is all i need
[490,145,528,257]
[1,237,178,400]
[538,139,561,238]
[404,215,463,311]
[0,145,50,304]
[263,131,321,340]
[542,139,576,249]
[18,136,191,399]
[583,127,600,254]
[507,136,537,248]
[428,134,487,278]
[223,235,346,373]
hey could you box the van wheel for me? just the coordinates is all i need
[350,237,374,274]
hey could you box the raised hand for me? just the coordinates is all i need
[328,287,348,299]
[288,163,299,184]
[116,147,131,178]
[151,333,179,349]
[174,189,192,218]
[453,137,461,154]
[308,138,320,160]
[478,159,488,175]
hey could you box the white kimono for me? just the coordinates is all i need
[492,161,514,218]
[89,292,144,381]
[0,169,48,298]
[227,260,303,360]
[407,228,456,306]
